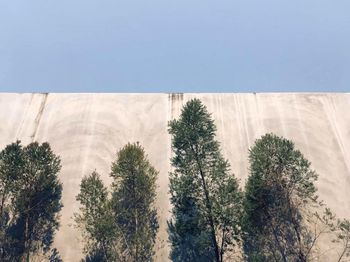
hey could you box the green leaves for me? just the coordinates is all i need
[75,171,117,262]
[111,143,158,262]
[75,143,158,262]
[168,99,243,262]
[243,133,320,261]
[0,141,63,261]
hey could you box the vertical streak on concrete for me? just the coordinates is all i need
[330,96,350,171]
[164,93,184,261]
[167,92,184,159]
[217,94,226,149]
[15,94,33,140]
[254,93,264,137]
[31,93,48,142]
[322,96,350,173]
[169,93,174,122]
[169,93,184,120]
[241,95,251,147]
[292,94,311,157]
[233,94,245,153]
[167,92,184,175]
[274,94,288,137]
[236,94,251,151]
[81,95,97,178]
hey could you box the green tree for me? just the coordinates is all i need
[111,143,158,262]
[168,98,243,262]
[334,219,350,261]
[0,141,24,260]
[75,171,117,262]
[0,141,63,262]
[242,133,319,262]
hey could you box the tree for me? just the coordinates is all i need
[331,218,350,262]
[75,143,159,262]
[0,141,63,262]
[75,171,117,262]
[0,141,24,260]
[168,98,243,262]
[242,133,319,261]
[111,142,158,262]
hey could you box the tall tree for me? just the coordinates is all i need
[0,141,63,262]
[111,143,159,262]
[242,133,319,262]
[168,98,243,262]
[75,171,117,262]
[0,141,24,260]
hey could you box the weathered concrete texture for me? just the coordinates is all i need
[1,93,350,261]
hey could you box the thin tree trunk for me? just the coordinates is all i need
[220,228,225,262]
[286,186,307,262]
[132,168,138,262]
[0,189,8,222]
[21,217,29,262]
[293,223,307,262]
[337,238,349,262]
[135,209,138,262]
[196,159,220,262]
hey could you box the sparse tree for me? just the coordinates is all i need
[75,171,117,262]
[333,219,350,262]
[75,143,158,262]
[111,143,158,262]
[0,141,63,262]
[168,99,243,262]
[242,133,319,261]
[0,141,24,260]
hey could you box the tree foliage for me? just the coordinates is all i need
[242,133,320,261]
[168,98,243,262]
[0,141,24,260]
[0,141,63,262]
[335,219,350,261]
[49,248,63,262]
[75,171,117,262]
[75,142,159,262]
[111,142,158,262]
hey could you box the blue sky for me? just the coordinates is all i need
[0,0,349,92]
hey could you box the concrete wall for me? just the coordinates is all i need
[1,93,349,261]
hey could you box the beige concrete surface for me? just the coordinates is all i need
[1,93,349,261]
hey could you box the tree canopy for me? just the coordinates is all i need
[75,171,117,262]
[0,141,63,262]
[111,142,158,262]
[242,133,319,261]
[75,142,159,262]
[168,99,243,262]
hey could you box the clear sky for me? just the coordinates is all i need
[0,0,349,92]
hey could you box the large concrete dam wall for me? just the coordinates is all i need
[1,93,350,261]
